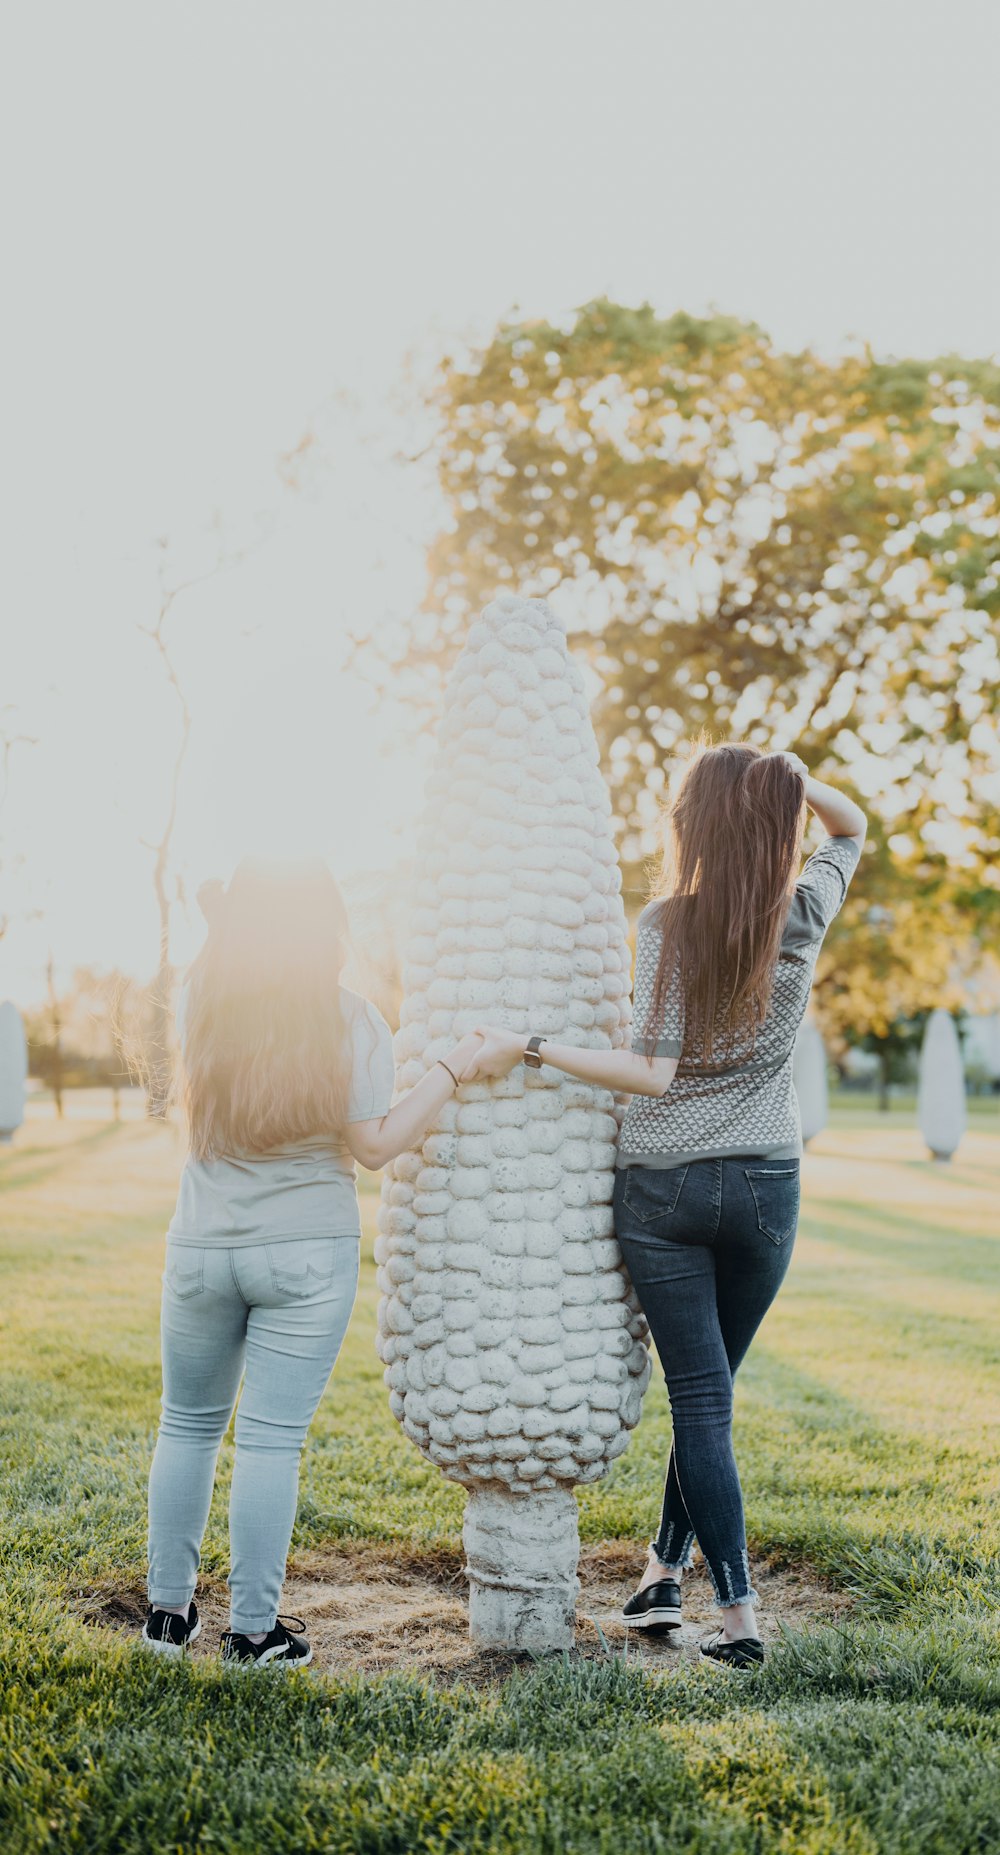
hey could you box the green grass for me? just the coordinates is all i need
[827,1091,999,1128]
[1,1110,998,1853]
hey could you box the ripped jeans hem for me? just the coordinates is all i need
[651,1536,696,1571]
[704,1548,760,1610]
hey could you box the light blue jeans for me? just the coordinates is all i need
[148,1236,359,1633]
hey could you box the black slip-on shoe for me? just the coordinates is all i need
[700,1630,765,1669]
[622,1579,682,1632]
[220,1615,313,1669]
[141,1603,201,1658]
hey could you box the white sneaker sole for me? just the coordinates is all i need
[622,1609,682,1630]
[256,1642,314,1669]
[140,1616,202,1658]
[225,1642,314,1669]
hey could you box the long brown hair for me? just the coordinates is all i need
[182,857,352,1159]
[646,742,806,1066]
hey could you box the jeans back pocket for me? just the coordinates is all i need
[164,1250,205,1299]
[266,1238,339,1299]
[744,1166,800,1246]
[620,1164,689,1231]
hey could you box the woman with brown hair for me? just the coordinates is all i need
[141,858,485,1667]
[466,745,866,1667]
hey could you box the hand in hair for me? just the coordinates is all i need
[767,749,809,781]
[766,751,866,843]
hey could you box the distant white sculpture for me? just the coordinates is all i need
[917,1009,966,1161]
[0,1000,28,1142]
[963,1010,1000,1087]
[376,593,651,1651]
[793,1017,828,1145]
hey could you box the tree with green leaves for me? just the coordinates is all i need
[814,891,969,1108]
[384,303,999,921]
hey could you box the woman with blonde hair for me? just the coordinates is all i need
[141,857,482,1667]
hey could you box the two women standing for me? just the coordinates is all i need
[142,743,863,1669]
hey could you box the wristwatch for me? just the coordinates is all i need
[523,1035,547,1069]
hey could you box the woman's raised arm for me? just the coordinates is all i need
[770,751,867,847]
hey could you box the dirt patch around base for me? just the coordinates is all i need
[80,1543,850,1685]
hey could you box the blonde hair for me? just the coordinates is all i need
[182,857,352,1160]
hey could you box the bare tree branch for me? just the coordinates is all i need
[137,520,276,1114]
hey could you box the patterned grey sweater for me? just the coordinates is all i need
[617,836,861,1170]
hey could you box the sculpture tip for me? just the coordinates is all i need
[480,591,566,640]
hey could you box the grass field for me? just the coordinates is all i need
[1,1105,998,1853]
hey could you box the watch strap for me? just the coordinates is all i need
[524,1035,547,1069]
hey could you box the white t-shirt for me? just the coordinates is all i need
[167,986,395,1247]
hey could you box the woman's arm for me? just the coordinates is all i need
[804,775,867,846]
[343,1031,484,1170]
[774,752,867,846]
[461,1027,676,1097]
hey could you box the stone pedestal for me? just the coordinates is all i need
[463,1486,580,1651]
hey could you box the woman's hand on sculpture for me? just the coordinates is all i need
[460,1026,525,1082]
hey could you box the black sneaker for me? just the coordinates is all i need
[141,1603,201,1658]
[700,1630,765,1669]
[622,1578,682,1632]
[220,1615,313,1669]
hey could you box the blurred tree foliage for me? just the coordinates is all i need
[385,304,998,861]
[24,968,140,1103]
[367,300,1000,1035]
[814,888,969,1099]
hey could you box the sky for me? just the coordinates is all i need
[3,0,999,1003]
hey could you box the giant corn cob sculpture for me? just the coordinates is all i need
[376,594,651,1649]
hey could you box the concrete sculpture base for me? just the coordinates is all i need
[463,1486,580,1651]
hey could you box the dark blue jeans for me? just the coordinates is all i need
[613,1157,799,1608]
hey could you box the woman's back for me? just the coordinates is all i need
[618,834,860,1169]
[147,852,489,1667]
[169,984,394,1246]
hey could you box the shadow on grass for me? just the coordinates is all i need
[740,1350,997,1608]
[800,1202,999,1286]
[0,1121,124,1196]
